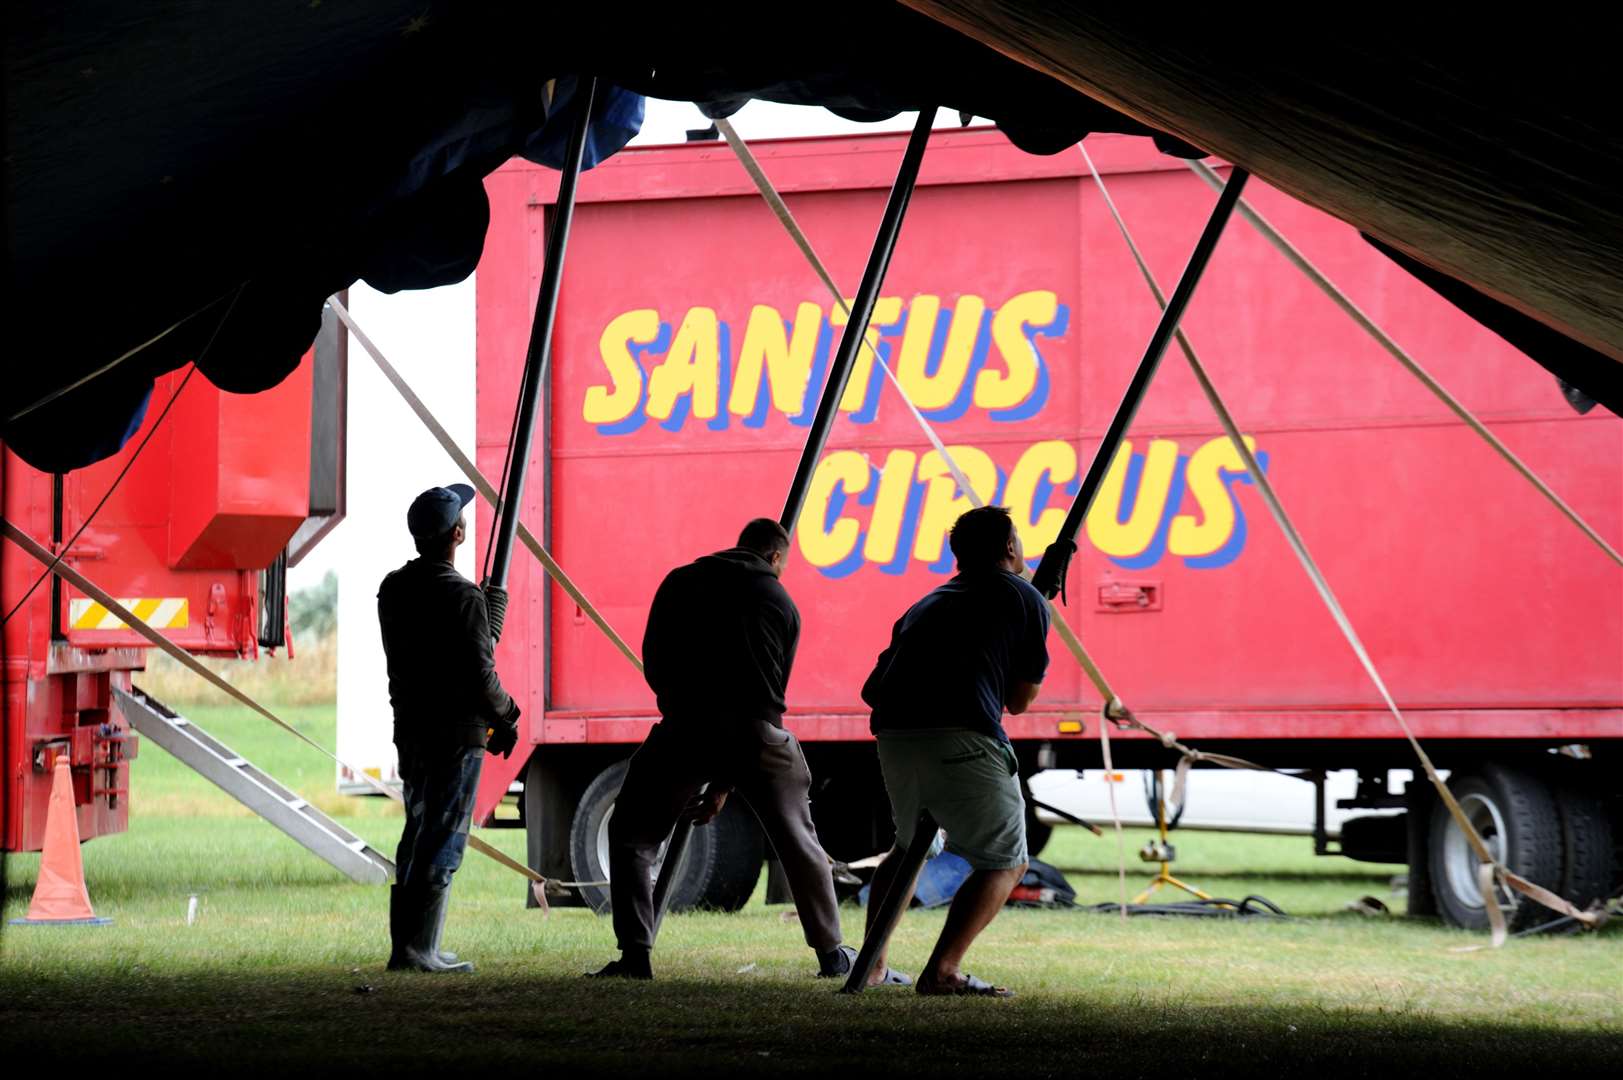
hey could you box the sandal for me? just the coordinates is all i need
[916,973,1013,997]
[868,967,914,988]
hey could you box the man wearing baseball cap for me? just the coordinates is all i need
[377,483,521,973]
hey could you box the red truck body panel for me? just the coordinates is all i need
[473,129,1623,819]
[2,359,312,850]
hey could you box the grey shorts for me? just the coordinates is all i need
[876,729,1028,871]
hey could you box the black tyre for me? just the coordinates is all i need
[1428,764,1562,932]
[568,760,764,916]
[1555,781,1615,915]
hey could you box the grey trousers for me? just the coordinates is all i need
[608,719,843,953]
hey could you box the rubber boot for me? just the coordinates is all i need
[388,885,473,973]
[389,884,459,967]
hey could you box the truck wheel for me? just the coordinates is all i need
[1428,764,1562,932]
[1555,781,1615,916]
[568,760,764,916]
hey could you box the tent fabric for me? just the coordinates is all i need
[1364,236,1623,418]
[5,3,1619,469]
[523,77,646,171]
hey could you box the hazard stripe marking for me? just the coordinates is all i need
[69,597,190,630]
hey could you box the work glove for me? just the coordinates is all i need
[486,703,522,759]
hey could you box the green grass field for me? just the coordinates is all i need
[3,703,1619,1076]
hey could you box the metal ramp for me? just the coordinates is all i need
[116,686,394,885]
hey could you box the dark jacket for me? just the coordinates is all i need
[377,557,516,748]
[642,547,800,728]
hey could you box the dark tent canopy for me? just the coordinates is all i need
[6,3,1620,470]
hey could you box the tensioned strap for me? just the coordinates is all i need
[1186,159,1621,570]
[1085,146,1602,940]
[328,297,643,675]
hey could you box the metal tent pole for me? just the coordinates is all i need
[483,76,599,638]
[651,107,938,937]
[1029,168,1249,600]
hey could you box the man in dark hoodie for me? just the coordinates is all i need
[590,518,857,981]
[377,482,521,974]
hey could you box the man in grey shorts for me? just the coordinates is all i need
[859,506,1049,996]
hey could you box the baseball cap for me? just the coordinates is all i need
[407,483,476,539]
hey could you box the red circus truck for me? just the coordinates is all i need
[2,128,1618,928]
[471,129,1621,928]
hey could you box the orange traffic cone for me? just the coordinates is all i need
[10,754,111,926]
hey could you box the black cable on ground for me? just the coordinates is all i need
[1087,895,1290,919]
[1513,914,1578,937]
